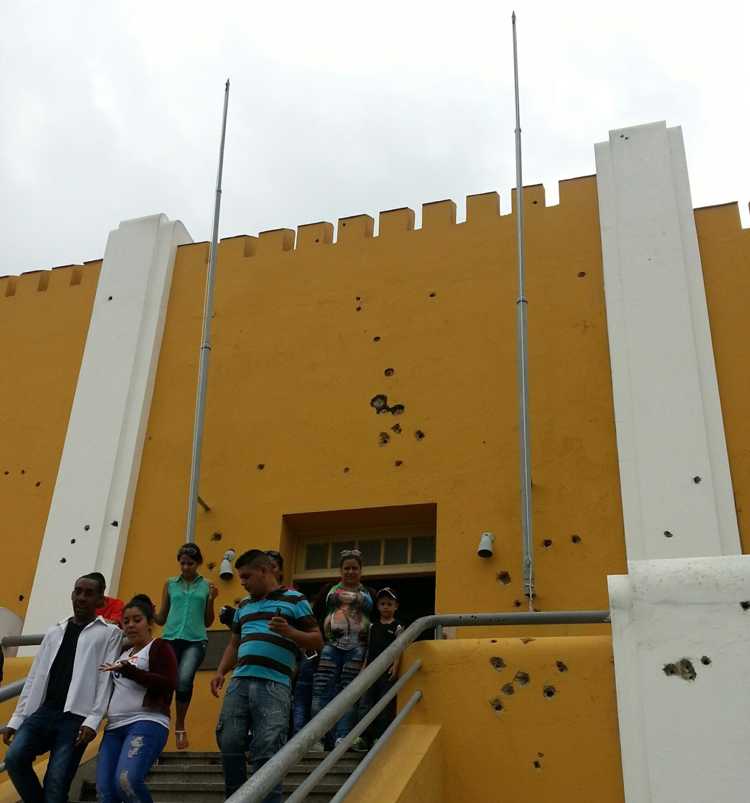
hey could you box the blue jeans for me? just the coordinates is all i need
[4,705,86,803]
[215,676,291,803]
[311,644,365,742]
[292,654,318,735]
[95,720,168,803]
[165,639,206,704]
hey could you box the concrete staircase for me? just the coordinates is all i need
[72,750,364,802]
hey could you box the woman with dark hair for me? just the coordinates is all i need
[97,595,177,803]
[309,549,373,752]
[154,543,217,750]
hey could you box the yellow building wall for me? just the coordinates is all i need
[0,263,101,620]
[118,177,627,620]
[350,636,624,803]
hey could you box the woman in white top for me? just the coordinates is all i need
[96,595,177,803]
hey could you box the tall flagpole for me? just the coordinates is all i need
[512,14,534,604]
[186,79,231,543]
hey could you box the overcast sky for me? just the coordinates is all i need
[1,0,748,275]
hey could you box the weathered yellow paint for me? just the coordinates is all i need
[358,636,624,803]
[0,263,100,619]
[119,177,627,620]
[346,724,443,803]
[695,203,750,551]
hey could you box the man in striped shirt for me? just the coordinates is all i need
[211,550,322,802]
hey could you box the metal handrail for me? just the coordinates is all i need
[286,660,423,803]
[228,609,610,802]
[1,634,45,649]
[329,690,423,803]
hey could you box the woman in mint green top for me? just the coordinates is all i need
[155,543,217,750]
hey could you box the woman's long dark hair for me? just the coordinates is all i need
[124,593,156,623]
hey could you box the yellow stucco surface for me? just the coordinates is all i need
[362,636,625,803]
[696,203,750,551]
[118,178,627,619]
[0,263,100,620]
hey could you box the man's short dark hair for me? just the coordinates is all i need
[79,572,106,595]
[235,550,274,571]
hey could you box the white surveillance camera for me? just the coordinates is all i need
[219,549,237,580]
[477,532,495,558]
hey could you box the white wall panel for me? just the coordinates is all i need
[22,215,191,637]
[595,122,739,560]
[609,557,750,803]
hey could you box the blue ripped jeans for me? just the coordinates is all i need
[4,705,86,803]
[311,643,365,742]
[96,720,168,803]
[215,676,291,803]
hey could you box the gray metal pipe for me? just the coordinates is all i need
[229,609,609,802]
[185,79,231,543]
[512,11,534,605]
[0,678,26,704]
[285,660,423,803]
[329,691,423,803]
[1,634,44,648]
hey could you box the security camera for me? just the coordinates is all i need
[219,549,237,580]
[477,532,495,558]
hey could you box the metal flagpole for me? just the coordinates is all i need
[512,13,534,604]
[186,78,231,543]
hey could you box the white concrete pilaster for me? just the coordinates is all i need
[22,214,191,636]
[595,122,739,561]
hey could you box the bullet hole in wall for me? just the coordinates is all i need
[207,562,216,570]
[490,656,506,671]
[521,638,535,644]
[556,660,568,672]
[429,292,437,298]
[391,424,402,434]
[664,530,674,538]
[257,464,265,470]
[663,658,696,681]
[378,432,390,446]
[111,521,118,527]
[502,683,515,696]
[391,404,405,415]
[513,599,522,608]
[384,368,394,377]
[533,760,542,770]
[343,467,350,473]
[370,395,405,416]
[543,685,556,698]
[20,469,25,475]
[373,336,381,342]
[497,571,511,585]
[415,430,425,441]
[60,557,67,564]
[211,532,223,542]
[693,476,702,484]
[84,525,90,531]
[394,460,403,467]
[571,534,582,544]
[356,306,362,312]
[489,698,504,712]
[18,594,24,602]
[542,539,552,548]
[35,481,41,487]
[701,656,712,666]
[514,671,530,686]
[577,272,587,278]
[741,601,750,611]
[70,539,76,545]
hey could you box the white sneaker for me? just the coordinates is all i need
[309,741,325,753]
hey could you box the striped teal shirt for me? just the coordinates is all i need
[231,588,317,687]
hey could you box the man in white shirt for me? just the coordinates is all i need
[2,573,122,803]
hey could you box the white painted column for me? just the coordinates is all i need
[609,558,750,803]
[22,214,191,636]
[598,122,746,802]
[595,121,739,561]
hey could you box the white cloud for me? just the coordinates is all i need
[1,0,748,274]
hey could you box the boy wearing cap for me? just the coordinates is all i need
[357,587,403,750]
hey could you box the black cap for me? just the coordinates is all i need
[376,587,398,601]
